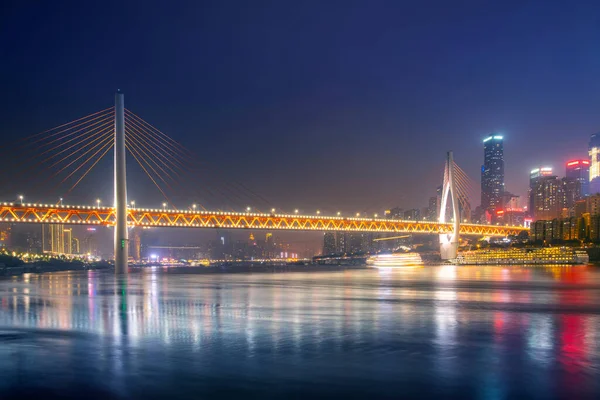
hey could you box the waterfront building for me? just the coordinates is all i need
[386,207,403,219]
[495,208,526,226]
[529,167,553,216]
[427,197,437,221]
[403,209,420,220]
[0,223,12,248]
[42,224,65,254]
[531,175,561,220]
[559,177,581,217]
[502,192,520,209]
[531,217,586,242]
[566,159,590,197]
[585,194,600,215]
[481,135,504,211]
[589,215,600,241]
[323,232,336,255]
[64,228,73,254]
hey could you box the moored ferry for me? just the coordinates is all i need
[454,247,589,265]
[366,253,424,267]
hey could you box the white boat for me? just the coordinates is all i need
[454,247,589,265]
[366,253,423,267]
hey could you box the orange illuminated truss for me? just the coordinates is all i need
[0,203,528,236]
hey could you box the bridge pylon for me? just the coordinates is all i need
[439,151,460,260]
[114,91,128,274]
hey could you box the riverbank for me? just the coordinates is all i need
[134,264,370,274]
[0,261,111,277]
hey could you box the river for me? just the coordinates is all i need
[1,265,599,399]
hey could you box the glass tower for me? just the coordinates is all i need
[481,135,505,211]
[566,160,590,197]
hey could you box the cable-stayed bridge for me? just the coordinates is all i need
[2,93,528,272]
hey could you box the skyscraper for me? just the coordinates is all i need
[323,232,336,255]
[566,160,590,197]
[427,196,438,221]
[589,133,600,194]
[529,167,553,216]
[559,177,581,217]
[42,224,65,254]
[531,175,560,220]
[481,135,504,211]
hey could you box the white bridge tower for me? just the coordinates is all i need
[439,151,460,260]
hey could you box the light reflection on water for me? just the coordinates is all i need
[0,265,600,398]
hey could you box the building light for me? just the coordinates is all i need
[493,135,503,140]
[567,160,580,166]
[483,136,493,142]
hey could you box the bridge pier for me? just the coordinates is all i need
[114,91,128,274]
[439,151,460,260]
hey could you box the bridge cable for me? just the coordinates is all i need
[64,141,114,195]
[125,140,174,208]
[58,136,114,184]
[124,115,250,210]
[52,133,113,178]
[125,110,270,210]
[21,106,114,143]
[47,128,114,170]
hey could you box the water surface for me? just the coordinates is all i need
[1,265,599,399]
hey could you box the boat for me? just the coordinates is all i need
[366,252,424,267]
[453,247,589,265]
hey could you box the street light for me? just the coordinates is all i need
[294,209,299,214]
[246,206,251,212]
[96,199,101,208]
[271,208,276,213]
[131,200,135,208]
[337,211,341,216]
[374,213,378,218]
[192,204,197,211]
[59,198,63,206]
[316,210,320,215]
[356,212,360,217]
[162,202,167,210]
[18,195,23,205]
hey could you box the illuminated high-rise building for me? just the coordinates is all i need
[323,232,335,255]
[559,177,581,217]
[531,175,560,220]
[589,133,600,194]
[63,228,72,254]
[528,167,553,216]
[0,223,12,248]
[42,224,65,254]
[566,159,590,197]
[427,197,438,221]
[481,135,504,211]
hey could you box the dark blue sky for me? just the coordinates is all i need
[2,0,600,213]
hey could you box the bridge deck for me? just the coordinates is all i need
[0,203,528,236]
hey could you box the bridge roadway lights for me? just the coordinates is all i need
[0,204,528,238]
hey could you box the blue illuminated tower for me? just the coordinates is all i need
[481,135,504,211]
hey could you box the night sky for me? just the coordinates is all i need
[2,0,600,215]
